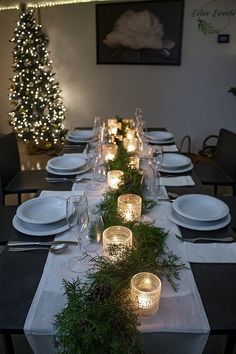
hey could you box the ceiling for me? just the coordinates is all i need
[0,0,104,10]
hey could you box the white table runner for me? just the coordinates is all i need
[24,191,213,354]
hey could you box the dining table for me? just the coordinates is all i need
[0,128,236,354]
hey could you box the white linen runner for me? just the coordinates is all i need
[160,175,195,186]
[24,191,212,354]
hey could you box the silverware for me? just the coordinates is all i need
[8,240,77,246]
[45,176,91,183]
[175,234,234,243]
[8,243,69,254]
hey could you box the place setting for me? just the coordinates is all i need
[66,129,98,143]
[158,153,193,174]
[144,130,175,145]
[46,154,91,176]
[167,194,233,237]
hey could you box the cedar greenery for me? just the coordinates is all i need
[54,142,185,354]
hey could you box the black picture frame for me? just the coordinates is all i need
[96,0,184,65]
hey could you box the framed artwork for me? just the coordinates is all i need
[96,0,184,65]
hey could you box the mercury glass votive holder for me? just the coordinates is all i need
[103,225,133,260]
[103,143,118,161]
[126,129,136,140]
[126,138,138,153]
[122,118,134,130]
[130,272,161,316]
[107,170,124,190]
[117,194,142,222]
[129,156,140,170]
[107,118,117,128]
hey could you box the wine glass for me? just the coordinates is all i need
[86,142,103,190]
[93,116,102,135]
[152,146,163,171]
[83,213,104,253]
[67,195,89,273]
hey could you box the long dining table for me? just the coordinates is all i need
[0,132,236,354]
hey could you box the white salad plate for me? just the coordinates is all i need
[161,153,191,169]
[13,215,69,236]
[158,163,193,174]
[46,162,91,176]
[68,129,96,140]
[144,131,174,141]
[167,206,231,231]
[66,135,97,143]
[17,196,67,224]
[47,155,87,171]
[173,194,229,222]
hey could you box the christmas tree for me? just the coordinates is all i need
[9,5,66,149]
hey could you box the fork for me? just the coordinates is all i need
[46,176,91,183]
[175,234,234,243]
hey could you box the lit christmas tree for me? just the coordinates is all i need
[9,5,66,149]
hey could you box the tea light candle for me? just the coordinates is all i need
[126,129,136,140]
[129,156,140,170]
[130,272,161,316]
[117,194,142,221]
[107,170,124,190]
[103,143,118,161]
[126,138,138,153]
[103,225,132,260]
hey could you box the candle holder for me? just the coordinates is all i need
[126,138,138,153]
[103,225,132,260]
[126,129,136,140]
[122,118,134,130]
[107,170,124,190]
[130,272,161,316]
[117,194,142,222]
[129,156,140,170]
[103,143,118,161]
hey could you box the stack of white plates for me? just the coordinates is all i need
[13,196,69,236]
[46,155,90,175]
[159,153,193,173]
[167,194,231,231]
[66,129,97,143]
[144,131,175,144]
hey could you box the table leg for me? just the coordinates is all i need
[224,334,236,354]
[2,334,15,354]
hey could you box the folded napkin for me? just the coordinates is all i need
[153,144,178,152]
[160,175,195,186]
[182,242,236,263]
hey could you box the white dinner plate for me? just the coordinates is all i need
[173,194,229,222]
[68,129,96,140]
[144,137,175,144]
[46,162,91,176]
[66,135,98,143]
[17,196,67,224]
[144,131,174,141]
[167,206,231,231]
[158,163,193,174]
[161,153,191,169]
[47,155,87,171]
[13,215,69,236]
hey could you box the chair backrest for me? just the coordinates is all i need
[0,133,21,187]
[214,128,236,180]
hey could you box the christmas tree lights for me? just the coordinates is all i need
[9,7,66,148]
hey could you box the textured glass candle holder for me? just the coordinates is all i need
[126,129,136,140]
[103,225,132,260]
[122,118,134,130]
[117,194,142,222]
[129,156,140,170]
[103,143,118,161]
[107,170,124,190]
[126,138,138,153]
[130,272,161,316]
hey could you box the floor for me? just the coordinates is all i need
[0,144,234,354]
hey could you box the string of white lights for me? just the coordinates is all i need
[0,0,109,11]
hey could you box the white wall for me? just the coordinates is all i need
[0,0,236,151]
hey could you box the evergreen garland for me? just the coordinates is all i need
[54,143,185,354]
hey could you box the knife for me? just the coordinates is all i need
[175,234,234,243]
[8,240,78,246]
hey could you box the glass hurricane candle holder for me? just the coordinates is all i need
[130,272,161,316]
[103,225,132,260]
[107,170,124,190]
[117,194,142,222]
[129,156,140,170]
[103,143,118,161]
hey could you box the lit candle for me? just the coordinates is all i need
[117,194,142,222]
[129,156,140,170]
[103,225,132,260]
[103,143,118,161]
[122,118,134,130]
[126,129,136,140]
[107,170,124,190]
[130,272,161,316]
[126,138,138,153]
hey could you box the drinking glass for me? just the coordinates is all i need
[93,116,102,134]
[152,146,163,171]
[141,164,157,200]
[86,142,103,190]
[83,214,104,253]
[67,195,89,273]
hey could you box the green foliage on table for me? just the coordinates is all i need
[54,141,186,354]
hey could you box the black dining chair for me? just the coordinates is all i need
[0,132,47,205]
[194,128,236,196]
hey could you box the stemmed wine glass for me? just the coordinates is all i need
[67,195,89,273]
[86,142,103,190]
[152,146,163,171]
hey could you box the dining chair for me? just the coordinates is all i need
[194,128,236,196]
[0,132,47,205]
